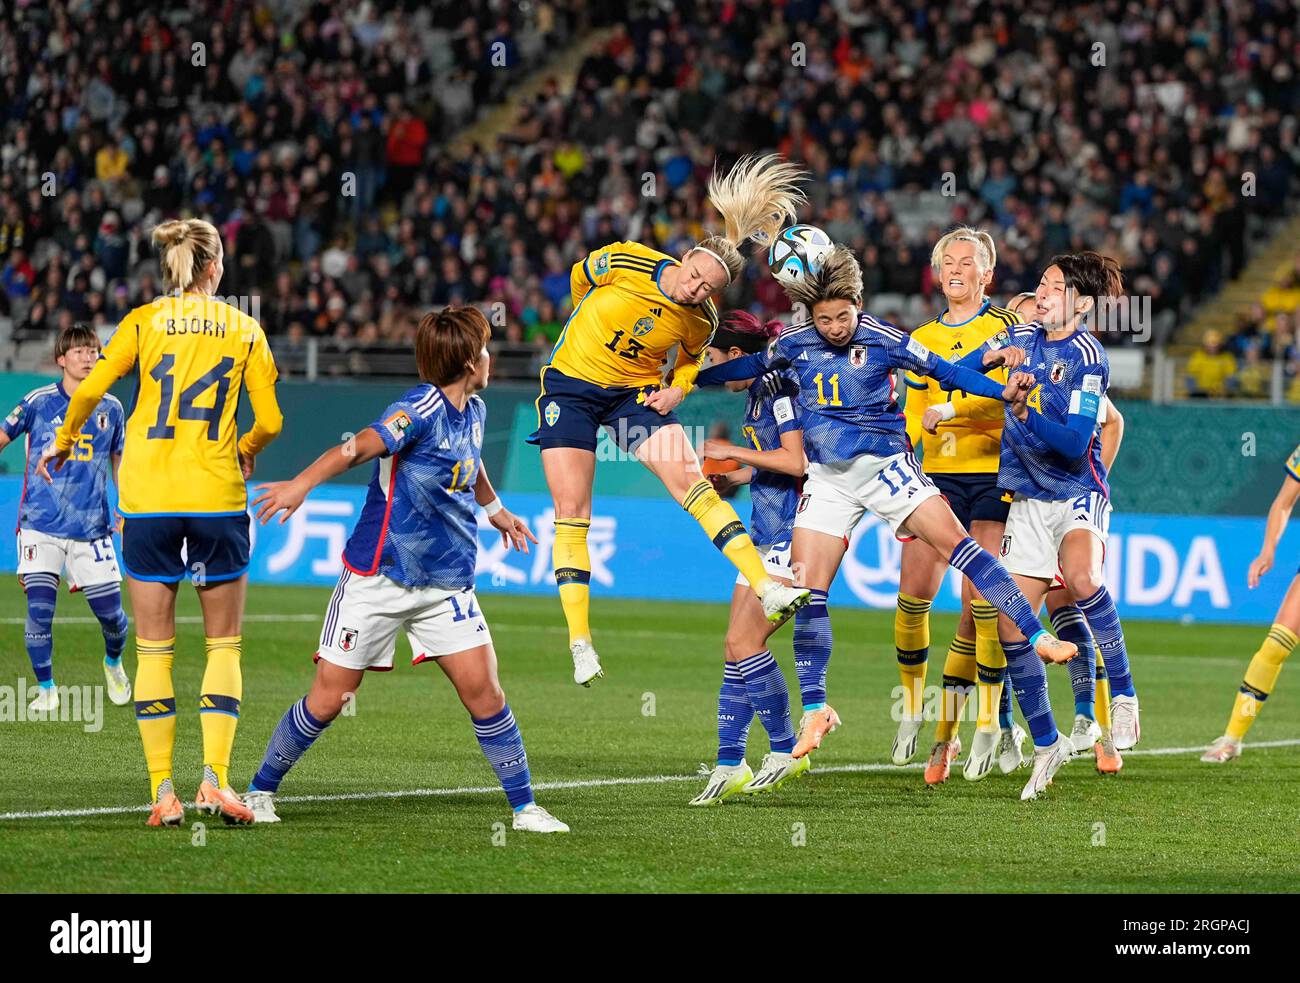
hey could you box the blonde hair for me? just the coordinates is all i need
[152,219,222,292]
[693,154,808,285]
[781,244,863,310]
[930,226,997,276]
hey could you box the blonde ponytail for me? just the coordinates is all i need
[693,154,808,284]
[152,219,222,292]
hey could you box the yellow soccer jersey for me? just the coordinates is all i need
[57,293,279,516]
[548,240,719,393]
[903,301,1020,474]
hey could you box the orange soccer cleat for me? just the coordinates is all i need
[1034,634,1078,664]
[146,791,184,828]
[196,780,255,825]
[792,705,841,759]
[924,737,962,785]
[1094,734,1123,774]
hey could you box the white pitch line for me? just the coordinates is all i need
[0,614,322,625]
[2,738,1297,823]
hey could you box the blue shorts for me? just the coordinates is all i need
[528,366,681,453]
[121,514,251,584]
[933,473,1012,527]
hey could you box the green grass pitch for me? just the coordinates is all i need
[1,585,1297,893]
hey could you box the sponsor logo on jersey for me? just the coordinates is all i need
[544,401,561,427]
[950,341,964,351]
[849,345,867,367]
[383,411,412,441]
[649,307,662,317]
[1000,534,1012,557]
[1049,361,1067,384]
[338,627,359,652]
[632,316,655,337]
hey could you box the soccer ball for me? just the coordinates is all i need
[767,224,833,287]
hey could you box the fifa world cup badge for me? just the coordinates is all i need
[594,252,610,276]
[384,411,413,440]
[472,421,482,447]
[849,345,867,367]
[339,627,359,652]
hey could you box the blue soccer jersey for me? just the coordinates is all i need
[2,382,124,540]
[699,311,1006,466]
[342,385,487,590]
[741,371,803,547]
[991,323,1110,501]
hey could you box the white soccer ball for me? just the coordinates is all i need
[767,224,834,287]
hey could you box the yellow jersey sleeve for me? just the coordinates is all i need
[668,299,718,397]
[244,324,279,391]
[1286,442,1300,482]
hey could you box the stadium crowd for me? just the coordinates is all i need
[0,0,1297,390]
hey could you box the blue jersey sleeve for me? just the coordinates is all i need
[770,378,802,436]
[1021,365,1106,459]
[1,397,32,440]
[927,355,1008,400]
[697,351,770,387]
[369,398,436,456]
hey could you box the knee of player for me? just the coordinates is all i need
[724,632,759,662]
[464,682,506,719]
[1063,572,1102,601]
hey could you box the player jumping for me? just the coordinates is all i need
[966,253,1139,799]
[690,312,808,804]
[698,245,1077,761]
[245,307,568,833]
[2,323,130,712]
[530,154,811,688]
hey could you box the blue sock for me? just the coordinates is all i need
[1051,604,1096,718]
[716,662,754,765]
[948,539,1045,644]
[1004,638,1058,747]
[997,669,1014,729]
[1076,587,1135,698]
[23,572,58,686]
[249,696,330,793]
[84,582,129,665]
[736,650,796,754]
[792,588,831,709]
[472,704,534,811]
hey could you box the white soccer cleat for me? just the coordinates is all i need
[242,790,281,824]
[512,802,570,833]
[28,686,59,715]
[1109,695,1140,750]
[891,715,924,765]
[1200,735,1242,764]
[963,728,1000,782]
[1020,733,1072,801]
[760,581,811,627]
[103,660,131,706]
[689,761,753,806]
[997,724,1028,773]
[571,639,604,687]
[743,751,810,795]
[1069,714,1102,755]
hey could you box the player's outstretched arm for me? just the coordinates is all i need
[697,351,772,387]
[474,462,538,554]
[1010,375,1101,459]
[251,427,387,524]
[702,427,805,478]
[1249,473,1300,589]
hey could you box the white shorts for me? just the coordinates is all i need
[735,539,794,588]
[17,527,121,588]
[999,492,1112,580]
[794,451,941,541]
[316,569,494,672]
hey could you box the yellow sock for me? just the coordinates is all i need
[894,593,931,718]
[1226,623,1297,740]
[199,636,243,788]
[135,638,177,801]
[972,600,1005,732]
[1095,645,1111,730]
[936,635,976,742]
[682,480,770,593]
[554,518,592,645]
